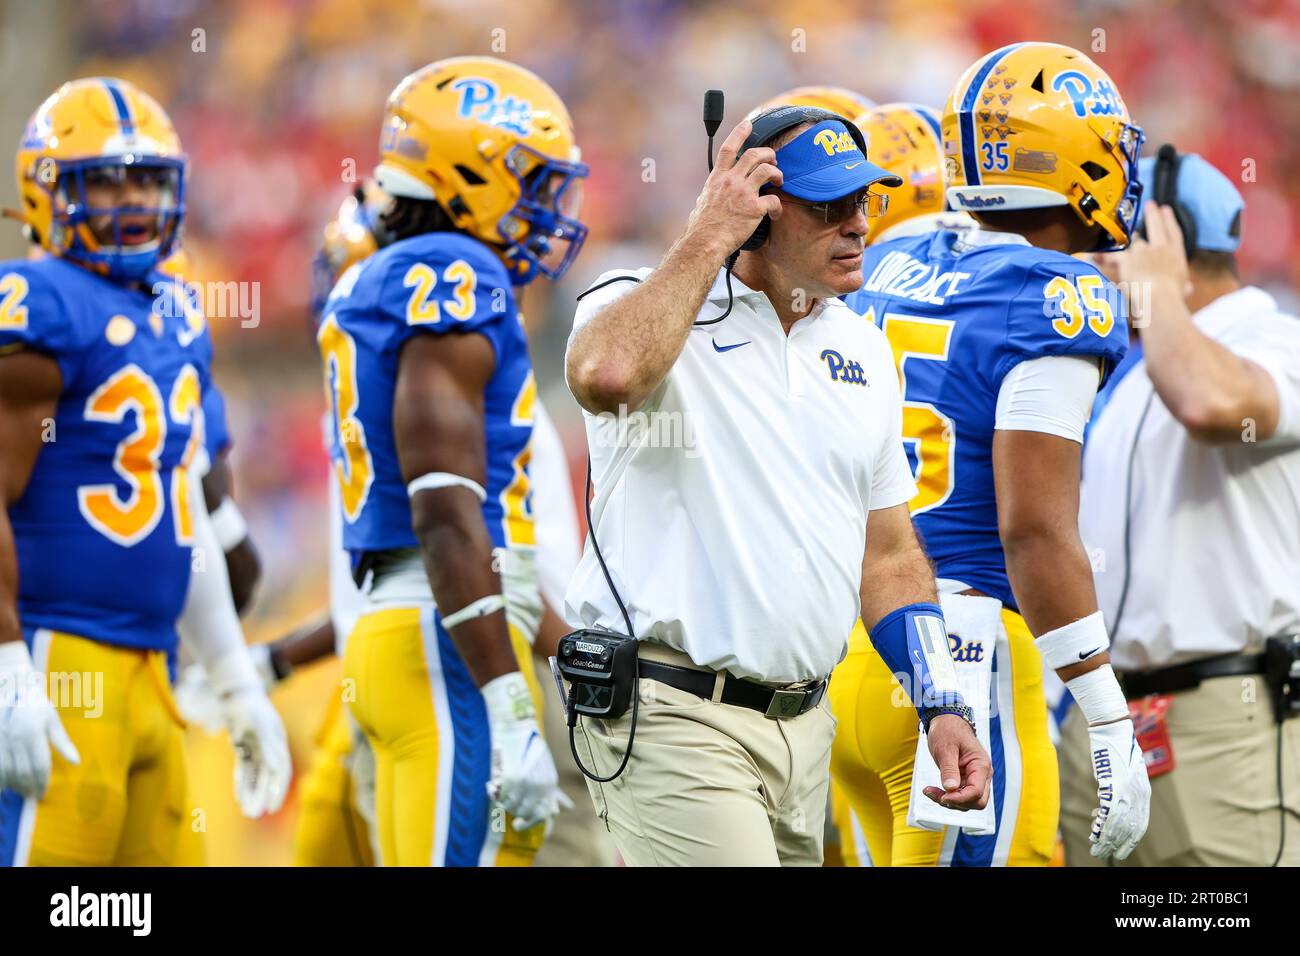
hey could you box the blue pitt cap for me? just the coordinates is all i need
[1137,150,1244,253]
[774,120,903,202]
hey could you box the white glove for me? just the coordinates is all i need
[219,686,291,818]
[175,644,279,734]
[0,641,80,799]
[1086,717,1151,861]
[482,671,571,830]
[199,649,291,819]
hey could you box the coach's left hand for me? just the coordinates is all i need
[922,715,991,810]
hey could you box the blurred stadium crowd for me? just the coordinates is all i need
[4,0,1297,861]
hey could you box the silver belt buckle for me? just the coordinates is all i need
[765,688,806,720]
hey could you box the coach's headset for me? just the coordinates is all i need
[577,93,871,324]
[702,94,871,324]
[558,92,871,782]
[1135,143,1196,259]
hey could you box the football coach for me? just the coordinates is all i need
[562,107,991,866]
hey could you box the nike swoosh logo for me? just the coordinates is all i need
[1079,647,1101,660]
[712,338,751,353]
[845,162,864,170]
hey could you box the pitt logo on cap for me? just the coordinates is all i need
[814,128,857,157]
[820,349,868,386]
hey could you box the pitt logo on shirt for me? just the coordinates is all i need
[814,128,857,157]
[820,349,868,386]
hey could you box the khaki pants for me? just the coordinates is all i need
[1060,672,1300,866]
[572,643,837,866]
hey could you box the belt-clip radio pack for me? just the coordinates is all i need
[1265,634,1300,723]
[556,628,639,719]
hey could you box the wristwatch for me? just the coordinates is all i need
[920,703,976,734]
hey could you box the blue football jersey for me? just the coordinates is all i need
[0,255,213,651]
[318,232,535,557]
[842,230,1128,607]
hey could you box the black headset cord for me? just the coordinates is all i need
[568,454,639,784]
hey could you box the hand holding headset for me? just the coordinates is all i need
[689,102,785,261]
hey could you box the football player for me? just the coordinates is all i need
[0,78,288,866]
[840,43,1151,865]
[316,57,587,866]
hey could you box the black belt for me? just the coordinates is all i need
[1120,652,1265,698]
[637,659,827,719]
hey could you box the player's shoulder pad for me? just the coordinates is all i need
[999,246,1128,368]
[0,256,93,357]
[374,231,516,332]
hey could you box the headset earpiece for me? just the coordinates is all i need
[734,106,868,253]
[1152,143,1196,259]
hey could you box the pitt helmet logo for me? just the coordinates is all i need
[453,78,533,136]
[947,633,985,664]
[813,128,857,157]
[820,349,868,386]
[1051,70,1124,119]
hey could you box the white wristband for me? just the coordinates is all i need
[1066,664,1130,726]
[441,593,506,630]
[481,671,536,725]
[406,472,487,502]
[1034,610,1109,670]
[209,497,249,553]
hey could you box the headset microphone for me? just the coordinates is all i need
[704,89,724,171]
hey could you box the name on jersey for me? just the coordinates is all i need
[820,349,868,386]
[862,251,972,306]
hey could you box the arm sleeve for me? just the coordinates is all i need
[994,353,1102,443]
[177,463,260,694]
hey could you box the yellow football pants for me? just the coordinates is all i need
[830,609,1058,866]
[1,629,201,866]
[343,603,546,867]
[292,691,376,867]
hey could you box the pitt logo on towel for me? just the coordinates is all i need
[947,633,985,664]
[814,128,857,157]
[820,349,868,386]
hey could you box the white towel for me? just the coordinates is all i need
[906,592,1000,836]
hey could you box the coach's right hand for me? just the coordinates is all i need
[685,119,784,255]
[922,714,992,811]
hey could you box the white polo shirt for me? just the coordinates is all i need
[563,267,916,683]
[1080,286,1300,671]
